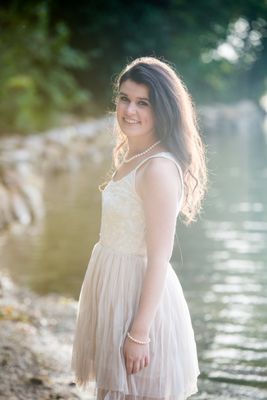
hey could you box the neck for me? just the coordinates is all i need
[126,136,160,156]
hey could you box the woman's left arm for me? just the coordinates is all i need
[129,158,183,340]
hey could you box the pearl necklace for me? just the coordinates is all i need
[123,140,161,164]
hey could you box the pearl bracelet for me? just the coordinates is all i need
[127,331,151,345]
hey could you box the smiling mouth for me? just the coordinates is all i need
[123,118,140,124]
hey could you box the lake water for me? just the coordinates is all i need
[1,129,267,399]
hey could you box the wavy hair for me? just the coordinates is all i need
[99,56,209,225]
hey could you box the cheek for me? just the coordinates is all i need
[144,110,155,127]
[116,103,126,117]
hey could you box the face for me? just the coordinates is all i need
[116,79,156,140]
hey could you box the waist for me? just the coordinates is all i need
[97,240,147,258]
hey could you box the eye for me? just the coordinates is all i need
[138,101,149,107]
[119,95,129,102]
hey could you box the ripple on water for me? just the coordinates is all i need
[214,258,264,273]
[242,220,267,231]
[212,333,267,351]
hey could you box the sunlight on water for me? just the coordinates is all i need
[177,128,267,398]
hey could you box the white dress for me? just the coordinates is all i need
[71,152,200,400]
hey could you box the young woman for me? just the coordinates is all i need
[71,56,208,400]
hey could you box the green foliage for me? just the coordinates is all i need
[0,0,267,134]
[0,3,90,134]
[49,0,174,109]
[48,0,267,108]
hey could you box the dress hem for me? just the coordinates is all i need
[72,375,200,400]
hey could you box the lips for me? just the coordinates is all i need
[123,118,140,124]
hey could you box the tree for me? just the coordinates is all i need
[0,0,266,133]
[0,2,90,133]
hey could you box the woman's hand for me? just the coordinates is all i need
[123,336,150,375]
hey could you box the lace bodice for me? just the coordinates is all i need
[98,152,184,256]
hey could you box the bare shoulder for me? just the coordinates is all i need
[135,157,182,199]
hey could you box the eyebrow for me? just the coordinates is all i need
[119,91,150,101]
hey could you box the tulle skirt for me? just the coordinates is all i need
[71,241,200,399]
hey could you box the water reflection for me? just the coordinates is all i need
[176,128,267,398]
[0,128,267,398]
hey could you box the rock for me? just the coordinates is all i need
[9,189,32,225]
[28,377,44,385]
[0,271,89,400]
[0,184,13,229]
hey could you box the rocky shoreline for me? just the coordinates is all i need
[0,116,113,234]
[0,115,112,400]
[0,271,92,400]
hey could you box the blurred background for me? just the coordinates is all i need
[0,1,266,399]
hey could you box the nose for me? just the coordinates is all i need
[126,101,137,115]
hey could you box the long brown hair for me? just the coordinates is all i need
[100,56,209,225]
